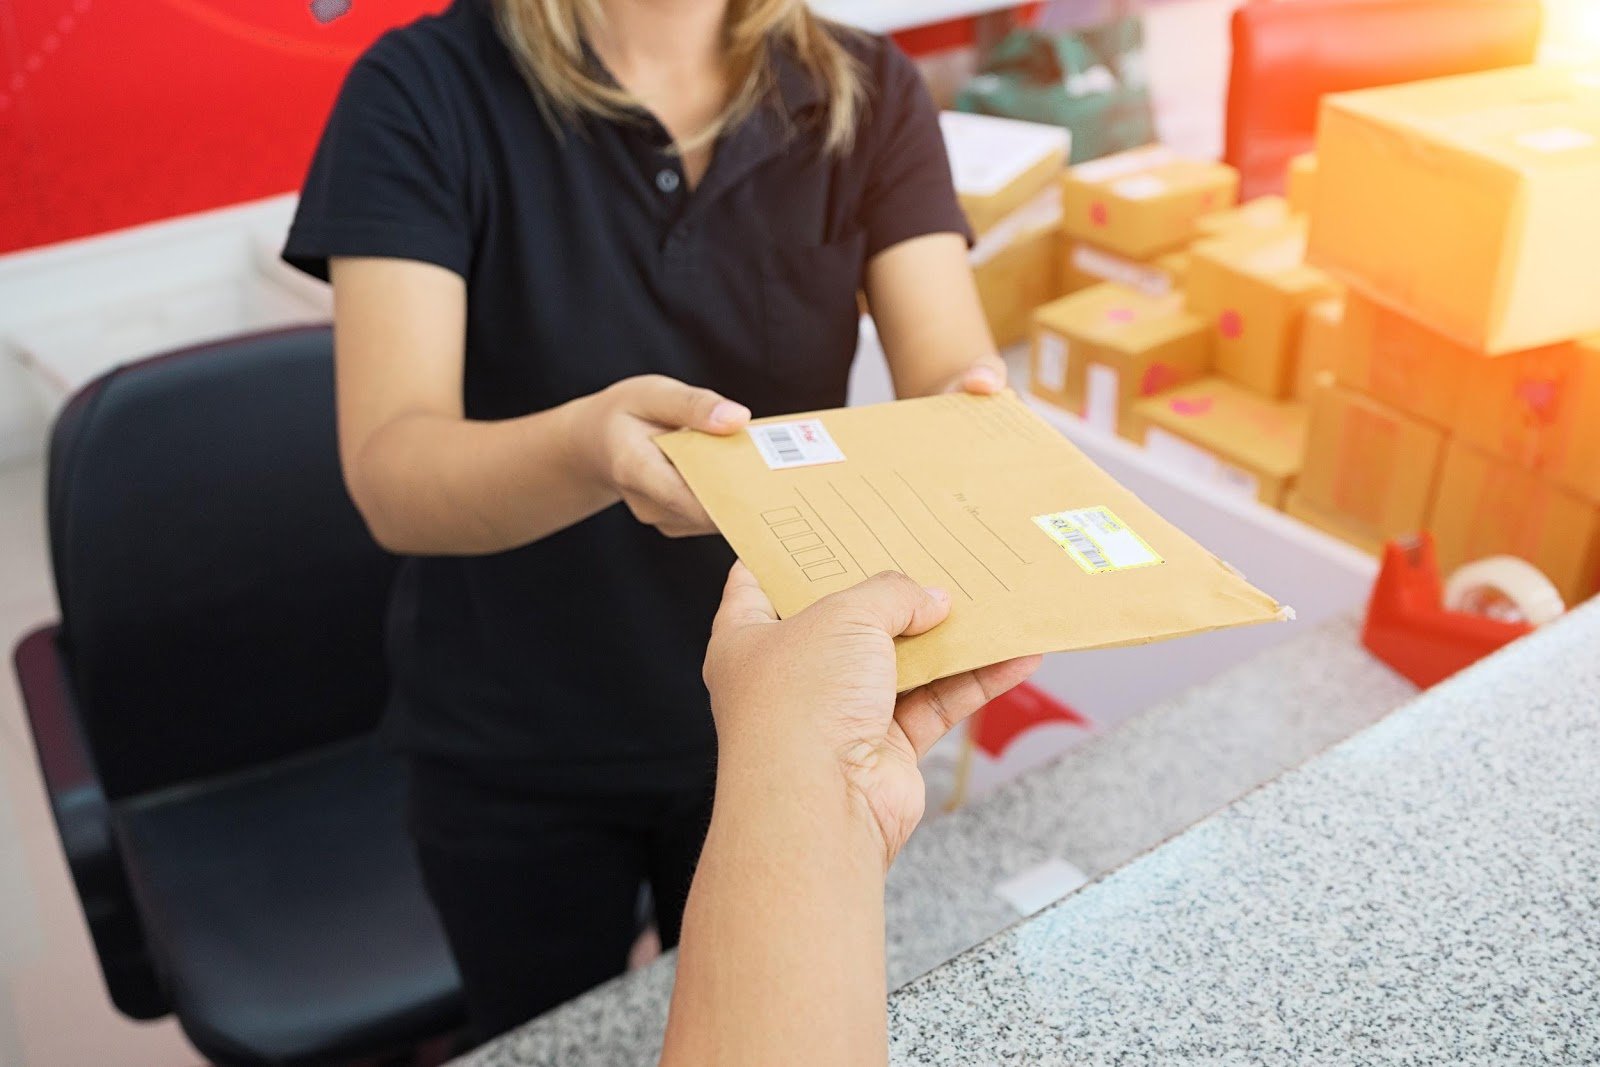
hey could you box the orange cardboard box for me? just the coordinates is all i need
[1195,195,1293,242]
[974,225,1062,348]
[1295,296,1343,401]
[1031,283,1211,440]
[1186,221,1340,399]
[1284,489,1386,556]
[1059,237,1187,297]
[1454,336,1600,504]
[1336,290,1493,428]
[941,111,1071,237]
[1131,378,1309,508]
[1299,383,1446,542]
[1287,152,1317,215]
[1308,65,1600,353]
[970,187,1065,348]
[1427,439,1600,606]
[1061,146,1239,260]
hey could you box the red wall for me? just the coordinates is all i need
[0,1,1011,256]
[0,0,446,255]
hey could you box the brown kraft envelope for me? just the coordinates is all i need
[658,391,1291,692]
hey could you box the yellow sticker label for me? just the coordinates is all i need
[1033,506,1165,574]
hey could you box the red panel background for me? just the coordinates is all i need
[0,0,446,255]
[0,1,1012,256]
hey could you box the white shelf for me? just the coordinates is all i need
[810,0,1024,33]
[0,195,331,420]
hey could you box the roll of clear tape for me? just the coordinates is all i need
[1442,556,1566,627]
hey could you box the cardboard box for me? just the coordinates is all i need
[1131,378,1309,508]
[1287,152,1317,215]
[1284,489,1386,556]
[1186,222,1340,399]
[1427,439,1600,606]
[1195,195,1293,242]
[1307,65,1600,353]
[1295,295,1343,401]
[1298,383,1446,541]
[1454,335,1600,504]
[1336,290,1492,428]
[974,226,1062,348]
[971,188,1065,348]
[1059,238,1187,298]
[941,111,1071,237]
[1031,282,1211,440]
[1061,146,1239,260]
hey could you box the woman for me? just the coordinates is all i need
[284,0,1003,1042]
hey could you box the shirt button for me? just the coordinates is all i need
[655,168,681,194]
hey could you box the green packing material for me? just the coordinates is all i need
[955,13,1156,164]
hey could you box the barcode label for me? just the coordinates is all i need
[1033,506,1164,574]
[749,419,846,470]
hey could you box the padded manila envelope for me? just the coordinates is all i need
[658,391,1290,691]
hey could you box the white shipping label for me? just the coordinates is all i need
[1242,233,1309,275]
[1111,174,1167,200]
[939,111,1071,198]
[1144,428,1260,501]
[1033,505,1164,574]
[993,859,1090,916]
[1036,334,1068,391]
[1070,243,1172,296]
[749,419,846,470]
[1071,144,1177,184]
[1514,126,1596,153]
[1085,363,1120,435]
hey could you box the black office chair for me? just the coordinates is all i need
[11,327,465,1065]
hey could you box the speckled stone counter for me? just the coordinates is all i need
[890,598,1600,1065]
[461,615,1415,1067]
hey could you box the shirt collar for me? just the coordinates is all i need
[768,40,826,118]
[579,33,824,120]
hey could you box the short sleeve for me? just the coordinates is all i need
[859,43,973,259]
[283,49,471,282]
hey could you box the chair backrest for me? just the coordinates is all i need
[1225,0,1543,199]
[47,327,398,800]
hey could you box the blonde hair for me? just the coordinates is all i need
[494,0,865,153]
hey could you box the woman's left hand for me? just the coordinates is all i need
[941,357,1008,397]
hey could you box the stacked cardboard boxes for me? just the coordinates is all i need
[941,112,1073,348]
[1031,144,1333,504]
[1130,379,1309,508]
[1295,65,1600,605]
[1058,146,1237,298]
[1030,282,1210,440]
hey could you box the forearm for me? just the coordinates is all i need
[867,233,1001,399]
[348,398,617,556]
[662,737,889,1067]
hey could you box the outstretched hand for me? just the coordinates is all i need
[703,563,1040,867]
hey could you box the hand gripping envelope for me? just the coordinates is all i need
[658,391,1291,691]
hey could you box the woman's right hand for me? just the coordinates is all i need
[568,374,751,538]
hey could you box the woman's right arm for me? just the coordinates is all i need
[331,256,750,556]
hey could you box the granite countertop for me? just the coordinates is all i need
[889,598,1600,1065]
[462,615,1416,1067]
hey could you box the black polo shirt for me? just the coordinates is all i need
[284,0,969,791]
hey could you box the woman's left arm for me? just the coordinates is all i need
[865,232,1007,399]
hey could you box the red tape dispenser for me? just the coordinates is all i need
[1362,532,1564,688]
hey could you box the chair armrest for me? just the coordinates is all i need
[12,625,169,1020]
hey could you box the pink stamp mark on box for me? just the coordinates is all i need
[1141,362,1184,397]
[1169,395,1215,416]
